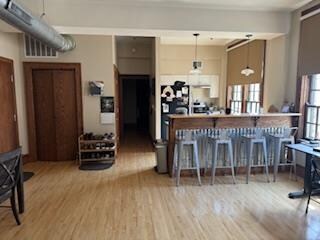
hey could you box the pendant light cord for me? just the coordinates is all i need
[246,34,252,68]
[40,0,46,19]
[246,37,250,67]
[195,34,198,61]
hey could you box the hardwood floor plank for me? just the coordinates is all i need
[0,131,320,240]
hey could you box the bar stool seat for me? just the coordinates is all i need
[268,127,297,182]
[242,129,270,184]
[172,132,201,187]
[208,130,236,185]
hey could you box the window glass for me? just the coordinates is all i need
[247,83,260,114]
[305,74,320,139]
[231,85,242,114]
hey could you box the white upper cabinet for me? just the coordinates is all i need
[160,74,220,98]
[160,75,188,85]
[209,75,220,98]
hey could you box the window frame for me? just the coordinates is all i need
[246,83,261,114]
[304,74,320,140]
[230,85,243,114]
[227,83,264,114]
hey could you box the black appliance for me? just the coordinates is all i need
[160,84,190,139]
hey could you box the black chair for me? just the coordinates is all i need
[0,148,22,225]
[306,158,320,214]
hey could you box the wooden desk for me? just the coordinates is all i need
[287,143,320,199]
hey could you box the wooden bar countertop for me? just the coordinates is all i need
[168,113,301,119]
[167,112,301,177]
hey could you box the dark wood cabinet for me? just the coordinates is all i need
[25,63,83,162]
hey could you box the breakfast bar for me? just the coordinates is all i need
[167,113,301,177]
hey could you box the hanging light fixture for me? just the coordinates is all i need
[241,34,254,77]
[190,33,201,75]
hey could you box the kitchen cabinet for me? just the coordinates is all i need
[209,75,219,98]
[160,74,220,98]
[160,75,188,86]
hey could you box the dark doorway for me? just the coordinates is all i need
[120,75,150,137]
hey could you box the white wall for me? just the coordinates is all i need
[9,1,291,36]
[0,32,28,154]
[155,38,161,139]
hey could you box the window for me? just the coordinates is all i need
[246,83,260,114]
[229,84,262,114]
[305,74,320,139]
[230,85,242,114]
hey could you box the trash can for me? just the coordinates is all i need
[154,139,168,174]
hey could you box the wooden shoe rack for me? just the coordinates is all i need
[78,134,116,165]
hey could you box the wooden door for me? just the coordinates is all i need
[53,70,78,161]
[33,70,57,161]
[26,63,83,162]
[0,57,19,153]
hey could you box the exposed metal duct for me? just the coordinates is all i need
[0,0,75,52]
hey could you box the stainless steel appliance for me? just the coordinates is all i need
[192,102,208,113]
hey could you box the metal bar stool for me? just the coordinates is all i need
[172,130,201,186]
[208,129,236,185]
[242,128,270,184]
[267,127,297,182]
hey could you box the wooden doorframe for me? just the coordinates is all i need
[114,65,121,150]
[0,56,19,150]
[24,62,83,162]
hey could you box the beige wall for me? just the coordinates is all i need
[159,44,227,107]
[155,44,227,139]
[0,34,115,155]
[0,32,28,154]
[21,35,115,137]
[264,35,289,111]
[117,41,152,75]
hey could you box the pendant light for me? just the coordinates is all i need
[241,34,254,77]
[190,33,201,75]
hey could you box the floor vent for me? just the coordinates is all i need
[24,34,58,58]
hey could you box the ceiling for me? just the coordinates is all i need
[159,31,283,46]
[53,0,312,11]
[161,37,231,46]
[116,36,154,45]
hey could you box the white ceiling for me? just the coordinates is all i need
[54,0,312,11]
[159,31,283,46]
[116,36,154,45]
[160,37,231,46]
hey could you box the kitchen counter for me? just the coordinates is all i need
[168,113,301,119]
[167,112,301,177]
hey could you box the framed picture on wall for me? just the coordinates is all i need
[100,96,114,113]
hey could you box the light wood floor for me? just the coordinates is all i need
[1,131,320,240]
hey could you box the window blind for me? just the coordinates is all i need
[227,40,266,86]
[298,13,320,76]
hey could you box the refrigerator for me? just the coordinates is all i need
[160,84,190,139]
